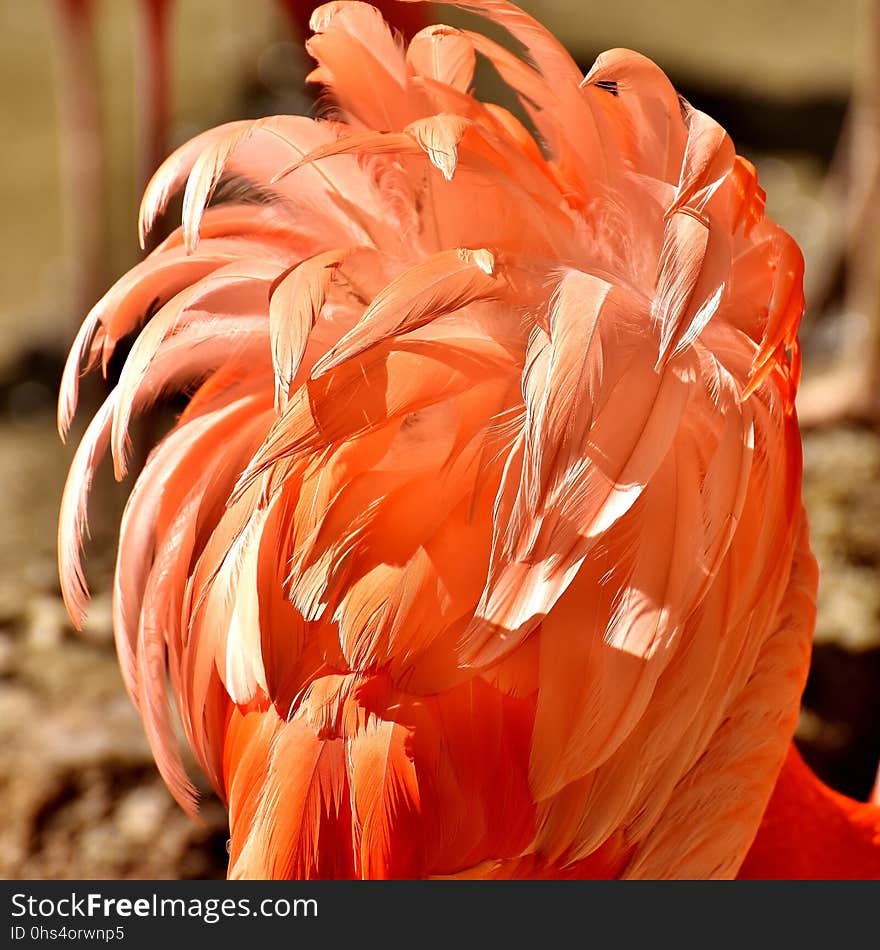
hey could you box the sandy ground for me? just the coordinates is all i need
[0,418,228,879]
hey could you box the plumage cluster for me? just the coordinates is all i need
[59,0,816,878]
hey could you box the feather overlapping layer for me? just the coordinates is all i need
[59,0,816,879]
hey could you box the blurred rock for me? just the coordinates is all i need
[115,785,171,845]
[25,595,72,648]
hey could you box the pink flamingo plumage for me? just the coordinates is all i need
[58,0,880,879]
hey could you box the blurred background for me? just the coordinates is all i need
[0,0,878,879]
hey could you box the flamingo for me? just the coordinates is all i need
[58,0,880,879]
[51,0,108,327]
